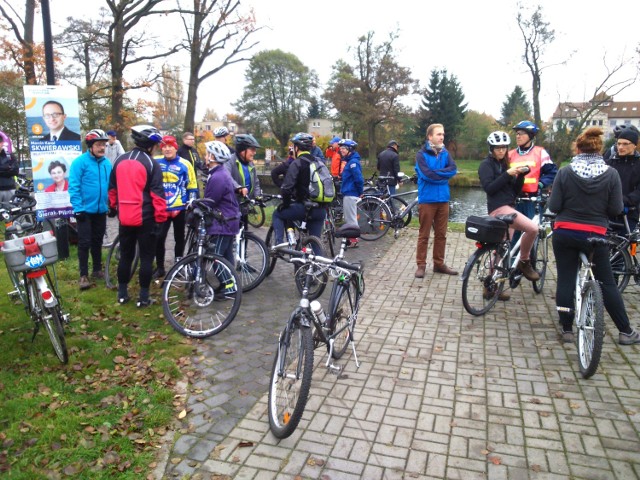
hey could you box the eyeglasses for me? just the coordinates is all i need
[493,146,508,150]
[515,132,529,137]
[43,112,63,120]
[617,141,634,147]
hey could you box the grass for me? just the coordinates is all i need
[0,244,196,479]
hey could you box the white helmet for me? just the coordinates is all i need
[487,131,510,147]
[205,141,232,163]
[213,126,229,137]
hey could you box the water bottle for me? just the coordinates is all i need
[286,228,296,246]
[310,300,327,325]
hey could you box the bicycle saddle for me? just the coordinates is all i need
[335,224,361,239]
[495,213,517,225]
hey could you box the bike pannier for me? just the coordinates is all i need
[465,215,507,243]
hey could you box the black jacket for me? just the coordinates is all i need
[478,155,524,213]
[0,150,18,191]
[280,154,312,207]
[376,147,400,186]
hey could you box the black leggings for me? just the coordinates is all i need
[155,210,186,270]
[118,221,157,290]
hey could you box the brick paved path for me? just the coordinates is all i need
[159,227,640,479]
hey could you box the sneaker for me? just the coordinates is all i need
[517,259,540,282]
[619,329,640,345]
[118,295,130,305]
[92,270,105,280]
[346,239,359,249]
[562,330,575,344]
[136,298,156,308]
[79,275,91,290]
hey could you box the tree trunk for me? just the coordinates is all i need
[23,0,36,84]
[366,123,377,166]
[110,20,126,144]
[532,73,541,128]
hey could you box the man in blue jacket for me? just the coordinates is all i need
[69,129,112,290]
[414,123,458,278]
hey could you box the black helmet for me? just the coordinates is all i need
[235,134,261,152]
[290,132,314,151]
[613,124,639,139]
[131,124,162,149]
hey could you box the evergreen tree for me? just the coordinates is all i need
[500,86,532,127]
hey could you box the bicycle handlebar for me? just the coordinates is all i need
[273,245,363,272]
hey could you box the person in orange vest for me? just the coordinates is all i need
[327,136,343,177]
[508,120,557,221]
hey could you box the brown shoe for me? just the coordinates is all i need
[415,266,426,278]
[517,259,540,281]
[483,288,510,301]
[79,275,91,290]
[433,264,459,275]
[92,270,105,280]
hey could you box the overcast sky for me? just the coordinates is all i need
[49,0,640,124]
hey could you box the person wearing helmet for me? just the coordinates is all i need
[271,132,326,252]
[152,135,199,280]
[105,130,124,165]
[377,140,401,195]
[203,140,241,268]
[605,126,640,233]
[0,132,19,203]
[68,129,113,290]
[603,124,639,161]
[213,126,236,154]
[326,136,342,177]
[508,120,557,220]
[108,124,167,307]
[226,133,262,200]
[478,131,540,289]
[338,139,364,247]
[414,123,458,278]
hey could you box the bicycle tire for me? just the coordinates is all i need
[104,236,139,289]
[265,225,278,276]
[294,236,328,300]
[31,280,68,364]
[327,277,356,359]
[162,253,241,338]
[237,231,268,292]
[607,237,632,293]
[268,319,314,439]
[247,204,265,228]
[356,197,391,241]
[388,196,411,227]
[576,279,604,379]
[461,245,505,316]
[322,212,337,258]
[531,235,549,294]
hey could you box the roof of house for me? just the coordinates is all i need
[552,93,640,119]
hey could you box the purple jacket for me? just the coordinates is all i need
[204,165,240,236]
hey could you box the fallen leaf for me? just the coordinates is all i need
[178,410,187,419]
[488,456,502,465]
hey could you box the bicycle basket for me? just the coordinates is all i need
[1,230,58,271]
[465,215,507,243]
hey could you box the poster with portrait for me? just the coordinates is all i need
[23,85,82,221]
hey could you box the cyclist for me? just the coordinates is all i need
[478,132,540,294]
[226,133,262,201]
[213,126,235,154]
[108,125,167,307]
[153,135,199,279]
[327,136,343,177]
[603,124,639,161]
[68,129,112,290]
[339,139,363,248]
[548,127,640,345]
[508,120,557,220]
[271,132,326,253]
[605,127,640,233]
[377,140,401,195]
[0,132,19,203]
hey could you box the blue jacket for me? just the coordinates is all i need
[69,150,112,214]
[415,143,457,203]
[340,152,364,197]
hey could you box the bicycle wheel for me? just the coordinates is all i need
[388,196,411,227]
[265,226,278,276]
[237,231,268,292]
[31,281,68,364]
[327,278,357,359]
[461,245,506,316]
[607,237,631,293]
[576,279,605,379]
[162,253,241,338]
[356,197,391,240]
[294,236,328,300]
[531,234,549,294]
[268,319,314,439]
[247,204,265,228]
[321,214,337,258]
[104,236,139,289]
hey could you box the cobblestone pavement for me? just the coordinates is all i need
[159,227,640,479]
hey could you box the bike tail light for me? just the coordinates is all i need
[41,290,53,301]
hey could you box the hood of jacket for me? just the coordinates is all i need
[567,153,613,195]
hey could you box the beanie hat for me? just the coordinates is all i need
[106,130,117,137]
[160,135,179,149]
[619,128,639,146]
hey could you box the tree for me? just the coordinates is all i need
[178,0,260,133]
[152,65,186,134]
[307,96,327,119]
[324,31,416,162]
[500,86,532,127]
[457,111,500,160]
[0,0,42,84]
[201,107,219,122]
[234,49,314,150]
[417,69,468,152]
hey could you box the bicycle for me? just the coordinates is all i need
[1,218,70,364]
[606,213,639,293]
[362,172,414,226]
[104,234,140,290]
[267,225,365,439]
[161,198,242,338]
[236,198,269,292]
[518,194,552,294]
[246,196,266,228]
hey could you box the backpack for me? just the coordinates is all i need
[307,156,335,203]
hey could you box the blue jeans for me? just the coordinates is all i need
[272,203,326,254]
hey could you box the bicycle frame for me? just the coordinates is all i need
[573,252,592,322]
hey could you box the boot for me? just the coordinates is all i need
[517,259,540,281]
[483,287,510,301]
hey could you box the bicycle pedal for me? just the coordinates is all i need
[327,363,342,374]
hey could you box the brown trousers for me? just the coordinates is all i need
[416,202,449,268]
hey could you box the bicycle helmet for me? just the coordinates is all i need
[338,139,358,151]
[85,129,109,146]
[613,124,639,139]
[487,131,511,148]
[213,126,229,137]
[290,132,314,151]
[235,133,261,152]
[205,140,233,163]
[512,120,538,136]
[131,124,162,148]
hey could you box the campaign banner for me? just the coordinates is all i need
[23,85,82,220]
